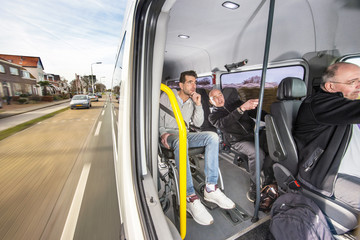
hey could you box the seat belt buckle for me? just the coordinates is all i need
[288,180,301,190]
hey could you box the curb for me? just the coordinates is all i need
[0,100,70,119]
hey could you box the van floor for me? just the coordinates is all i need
[161,152,271,240]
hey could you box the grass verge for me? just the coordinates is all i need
[0,107,69,141]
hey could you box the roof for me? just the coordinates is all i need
[0,54,44,70]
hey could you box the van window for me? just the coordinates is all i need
[166,75,213,90]
[220,65,305,112]
[342,56,360,66]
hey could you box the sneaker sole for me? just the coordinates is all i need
[203,196,235,209]
[186,209,214,226]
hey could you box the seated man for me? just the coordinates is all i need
[208,89,272,202]
[159,70,235,226]
[294,62,360,210]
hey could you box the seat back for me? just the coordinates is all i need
[222,87,240,107]
[195,88,216,132]
[265,77,306,175]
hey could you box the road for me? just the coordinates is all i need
[0,96,121,240]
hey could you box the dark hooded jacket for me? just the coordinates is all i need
[208,99,266,146]
[294,89,360,196]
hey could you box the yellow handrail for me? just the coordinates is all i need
[160,84,187,239]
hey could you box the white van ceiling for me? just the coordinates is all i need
[163,0,360,78]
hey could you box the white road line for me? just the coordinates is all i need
[101,110,105,116]
[94,121,102,136]
[60,163,91,240]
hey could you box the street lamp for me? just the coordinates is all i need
[91,62,102,93]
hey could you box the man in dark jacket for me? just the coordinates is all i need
[208,88,271,202]
[294,62,360,210]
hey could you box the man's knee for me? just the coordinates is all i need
[206,131,219,143]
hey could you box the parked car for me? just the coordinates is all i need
[88,93,99,102]
[70,95,91,109]
[96,92,102,98]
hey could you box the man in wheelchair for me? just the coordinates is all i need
[208,88,273,202]
[159,70,235,226]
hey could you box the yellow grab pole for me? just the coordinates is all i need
[160,84,187,239]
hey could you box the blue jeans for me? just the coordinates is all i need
[167,131,219,195]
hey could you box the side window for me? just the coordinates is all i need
[340,55,360,99]
[166,75,213,90]
[220,65,305,112]
[22,70,30,78]
[341,56,360,66]
[0,64,5,73]
[10,67,19,75]
[112,32,126,106]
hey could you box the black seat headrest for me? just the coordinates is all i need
[222,87,240,105]
[277,77,307,100]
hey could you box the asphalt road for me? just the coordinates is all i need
[0,96,121,240]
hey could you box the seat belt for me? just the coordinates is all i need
[160,103,188,128]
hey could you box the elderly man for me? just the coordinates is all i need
[294,62,360,210]
[208,88,271,202]
[159,70,235,226]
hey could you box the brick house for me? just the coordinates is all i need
[0,54,45,95]
[0,58,37,98]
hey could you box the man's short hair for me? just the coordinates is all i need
[179,70,197,83]
[321,62,353,86]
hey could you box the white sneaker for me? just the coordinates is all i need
[204,188,235,209]
[187,196,214,225]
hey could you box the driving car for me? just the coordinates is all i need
[96,92,102,98]
[70,95,91,109]
[88,93,99,102]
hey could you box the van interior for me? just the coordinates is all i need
[114,0,360,239]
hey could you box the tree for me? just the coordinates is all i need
[95,83,106,92]
[38,81,50,96]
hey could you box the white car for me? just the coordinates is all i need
[70,95,91,109]
[88,93,99,102]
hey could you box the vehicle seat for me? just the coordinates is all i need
[193,88,217,132]
[265,77,359,234]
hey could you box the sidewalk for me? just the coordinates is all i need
[0,99,70,119]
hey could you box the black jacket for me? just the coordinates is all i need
[208,100,266,146]
[294,89,360,196]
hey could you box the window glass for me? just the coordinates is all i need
[343,56,360,66]
[25,84,32,95]
[0,64,5,73]
[13,83,22,95]
[22,70,30,78]
[10,67,19,75]
[166,75,213,90]
[221,65,305,112]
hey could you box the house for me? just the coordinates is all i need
[0,54,45,95]
[0,58,37,98]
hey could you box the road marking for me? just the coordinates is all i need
[101,110,105,116]
[60,163,91,240]
[94,121,102,136]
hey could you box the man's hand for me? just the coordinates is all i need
[190,92,202,106]
[240,99,259,111]
[161,132,172,149]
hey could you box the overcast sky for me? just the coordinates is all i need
[0,0,127,88]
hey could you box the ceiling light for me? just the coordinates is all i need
[222,1,239,10]
[178,34,190,39]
